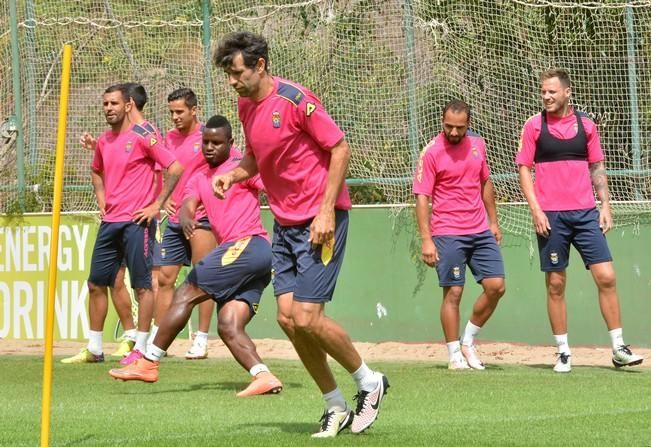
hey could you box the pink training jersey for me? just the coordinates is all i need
[413,132,491,236]
[516,110,604,211]
[92,123,177,222]
[238,76,352,226]
[165,123,208,223]
[184,147,268,245]
[141,120,164,196]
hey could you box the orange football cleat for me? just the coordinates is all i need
[109,358,159,383]
[236,371,283,397]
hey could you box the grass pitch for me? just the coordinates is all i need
[1,356,650,446]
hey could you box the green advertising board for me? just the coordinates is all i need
[0,214,102,340]
[1,209,650,347]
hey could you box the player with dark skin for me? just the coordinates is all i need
[110,119,282,396]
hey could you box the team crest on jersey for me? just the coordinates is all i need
[471,147,479,159]
[550,251,559,265]
[125,141,133,152]
[452,266,461,280]
[272,111,281,128]
[149,137,158,146]
[193,142,201,153]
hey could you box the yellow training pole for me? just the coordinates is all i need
[40,43,72,447]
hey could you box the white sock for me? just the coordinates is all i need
[608,328,625,350]
[554,333,571,354]
[194,331,209,344]
[122,329,137,342]
[461,321,482,346]
[147,325,159,347]
[249,363,270,377]
[135,331,149,352]
[145,344,166,362]
[323,387,347,412]
[87,330,103,355]
[352,362,378,392]
[447,340,462,360]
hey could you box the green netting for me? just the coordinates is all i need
[1,0,651,234]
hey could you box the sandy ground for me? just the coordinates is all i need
[1,338,649,368]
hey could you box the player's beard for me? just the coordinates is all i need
[444,132,465,145]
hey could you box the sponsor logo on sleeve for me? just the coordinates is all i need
[306,102,316,117]
[416,151,425,183]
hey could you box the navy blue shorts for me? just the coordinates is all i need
[433,230,505,287]
[153,217,210,267]
[88,221,155,289]
[538,208,612,271]
[185,235,271,315]
[271,209,348,303]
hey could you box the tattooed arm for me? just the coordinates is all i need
[589,161,612,234]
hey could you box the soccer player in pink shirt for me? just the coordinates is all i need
[211,31,388,438]
[110,115,283,397]
[150,88,217,361]
[63,83,183,365]
[414,100,505,371]
[76,83,163,360]
[517,68,643,373]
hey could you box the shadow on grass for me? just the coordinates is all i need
[526,363,644,373]
[233,421,316,434]
[430,364,505,371]
[109,381,304,394]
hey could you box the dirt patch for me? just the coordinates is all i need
[1,338,648,368]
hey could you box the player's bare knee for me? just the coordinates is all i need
[276,311,294,331]
[491,282,506,300]
[594,270,616,291]
[443,287,463,305]
[112,281,127,294]
[157,272,176,290]
[546,278,565,298]
[482,278,505,301]
[292,311,322,336]
[277,316,295,341]
[217,320,239,343]
[171,283,207,307]
[87,281,106,298]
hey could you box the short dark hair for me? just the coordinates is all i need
[442,99,471,121]
[214,31,269,71]
[167,88,198,108]
[541,68,571,88]
[104,84,128,100]
[205,115,233,140]
[121,82,148,111]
